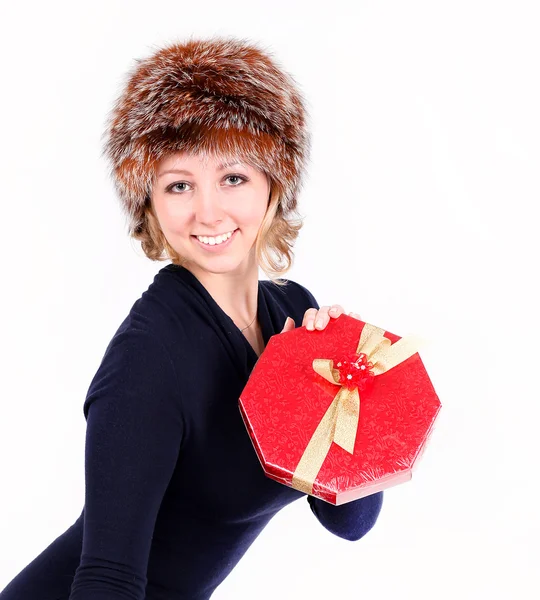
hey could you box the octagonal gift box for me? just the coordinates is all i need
[239,313,441,505]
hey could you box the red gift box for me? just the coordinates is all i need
[239,314,441,505]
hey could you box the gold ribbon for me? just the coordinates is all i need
[291,322,424,495]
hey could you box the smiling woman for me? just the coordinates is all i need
[0,35,384,600]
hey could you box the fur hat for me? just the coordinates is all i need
[101,35,312,234]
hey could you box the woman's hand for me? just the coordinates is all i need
[281,305,362,333]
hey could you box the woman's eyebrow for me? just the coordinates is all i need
[158,161,244,178]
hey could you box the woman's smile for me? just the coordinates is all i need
[191,228,239,252]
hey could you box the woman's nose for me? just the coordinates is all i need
[192,188,225,222]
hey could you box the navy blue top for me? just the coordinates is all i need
[0,264,383,600]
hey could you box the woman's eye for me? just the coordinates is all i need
[166,175,247,194]
[167,182,190,193]
[225,175,247,185]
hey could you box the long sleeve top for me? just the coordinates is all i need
[0,264,384,600]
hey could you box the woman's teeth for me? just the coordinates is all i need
[196,229,235,245]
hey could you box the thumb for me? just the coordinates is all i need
[281,316,295,333]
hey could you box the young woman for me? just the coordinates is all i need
[0,36,383,600]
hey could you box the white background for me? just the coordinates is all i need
[0,1,538,598]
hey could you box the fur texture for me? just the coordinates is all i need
[101,35,312,233]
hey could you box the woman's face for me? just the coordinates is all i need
[151,151,271,276]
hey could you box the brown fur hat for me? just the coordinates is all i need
[101,35,312,234]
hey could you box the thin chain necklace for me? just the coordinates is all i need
[239,311,257,332]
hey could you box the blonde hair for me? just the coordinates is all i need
[133,176,303,287]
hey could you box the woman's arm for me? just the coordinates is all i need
[307,492,384,541]
[69,327,184,599]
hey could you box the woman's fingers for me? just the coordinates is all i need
[302,307,319,329]
[304,304,345,330]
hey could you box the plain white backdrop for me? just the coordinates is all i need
[0,1,538,598]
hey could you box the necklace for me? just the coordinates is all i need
[240,311,257,332]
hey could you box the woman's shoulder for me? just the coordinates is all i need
[120,266,194,336]
[87,270,194,388]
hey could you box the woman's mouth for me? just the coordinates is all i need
[191,228,239,252]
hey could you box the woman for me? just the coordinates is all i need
[0,36,383,600]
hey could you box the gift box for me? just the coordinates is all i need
[238,314,441,505]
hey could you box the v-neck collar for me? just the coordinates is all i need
[162,264,279,373]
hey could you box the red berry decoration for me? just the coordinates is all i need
[335,352,375,391]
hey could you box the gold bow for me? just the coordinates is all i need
[291,322,423,495]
